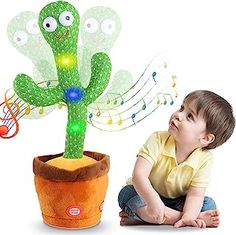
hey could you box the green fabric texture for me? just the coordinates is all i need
[13,1,112,159]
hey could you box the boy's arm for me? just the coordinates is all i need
[174,186,206,227]
[132,156,169,224]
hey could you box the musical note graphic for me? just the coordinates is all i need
[25,105,31,115]
[172,75,177,88]
[89,113,93,123]
[152,71,157,84]
[106,95,111,105]
[86,53,178,132]
[0,89,19,138]
[58,103,63,109]
[142,98,147,110]
[107,112,113,125]
[39,107,45,115]
[95,104,102,117]
[109,92,125,106]
[131,113,136,125]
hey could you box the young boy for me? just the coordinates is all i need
[118,90,235,228]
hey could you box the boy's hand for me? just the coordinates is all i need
[174,218,206,228]
[146,200,170,224]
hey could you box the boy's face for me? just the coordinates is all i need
[168,101,209,149]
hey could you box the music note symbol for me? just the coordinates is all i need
[114,109,123,125]
[58,103,63,109]
[106,94,111,104]
[118,94,125,105]
[156,96,161,105]
[172,75,177,88]
[107,112,113,125]
[89,113,93,123]
[152,71,157,84]
[142,98,147,110]
[46,80,51,88]
[131,113,136,125]
[164,93,174,105]
[174,90,178,98]
[25,105,31,115]
[163,96,167,105]
[159,93,174,105]
[117,119,123,125]
[110,92,125,105]
[95,104,101,117]
[39,107,45,115]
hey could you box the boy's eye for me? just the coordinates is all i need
[187,113,194,120]
[179,105,184,111]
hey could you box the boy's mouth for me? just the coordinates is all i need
[169,120,178,129]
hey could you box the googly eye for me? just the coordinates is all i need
[101,19,115,35]
[26,19,39,35]
[59,11,74,26]
[13,30,28,46]
[43,16,57,32]
[84,18,98,33]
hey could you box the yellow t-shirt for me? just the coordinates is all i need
[127,131,213,199]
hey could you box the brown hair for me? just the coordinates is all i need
[184,90,235,149]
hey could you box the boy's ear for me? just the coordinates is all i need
[200,133,215,146]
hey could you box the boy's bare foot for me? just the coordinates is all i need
[119,211,150,226]
[198,209,220,227]
[119,209,220,227]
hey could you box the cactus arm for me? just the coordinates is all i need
[83,52,112,106]
[14,73,63,107]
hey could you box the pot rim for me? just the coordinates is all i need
[33,151,110,181]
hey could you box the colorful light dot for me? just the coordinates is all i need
[67,120,86,135]
[64,87,85,103]
[55,53,77,69]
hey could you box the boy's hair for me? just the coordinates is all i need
[184,90,235,150]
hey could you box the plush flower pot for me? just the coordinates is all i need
[33,151,110,229]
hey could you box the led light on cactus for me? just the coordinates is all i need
[67,120,86,135]
[64,87,84,103]
[55,53,77,69]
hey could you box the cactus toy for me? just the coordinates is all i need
[14,1,111,159]
[12,1,111,229]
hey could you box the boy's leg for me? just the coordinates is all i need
[118,185,182,225]
[118,188,219,227]
[118,185,147,223]
[137,196,220,227]
[161,195,219,226]
[136,205,182,225]
[201,196,217,211]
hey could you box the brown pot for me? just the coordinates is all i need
[33,151,110,229]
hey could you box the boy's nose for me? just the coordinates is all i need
[174,112,183,121]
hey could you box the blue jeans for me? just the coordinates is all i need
[118,185,216,220]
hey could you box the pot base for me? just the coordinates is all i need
[33,151,110,229]
[42,211,101,229]
[43,220,101,230]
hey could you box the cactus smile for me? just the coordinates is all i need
[54,29,70,39]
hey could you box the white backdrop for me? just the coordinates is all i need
[0,0,236,234]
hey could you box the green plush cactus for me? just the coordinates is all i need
[13,1,112,159]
